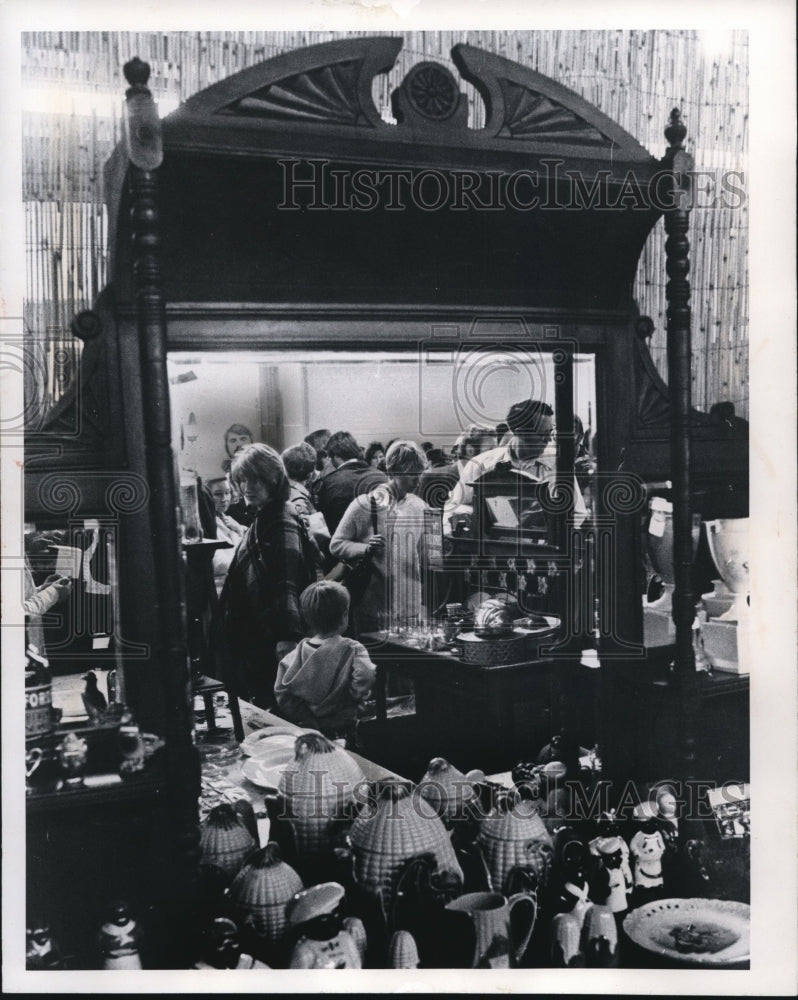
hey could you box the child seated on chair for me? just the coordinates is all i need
[274,580,376,747]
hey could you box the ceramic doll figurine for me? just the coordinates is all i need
[550,911,585,967]
[580,866,618,968]
[629,821,666,897]
[97,899,143,970]
[193,916,269,969]
[589,810,631,863]
[591,836,632,916]
[550,828,591,929]
[285,882,366,969]
[26,919,65,970]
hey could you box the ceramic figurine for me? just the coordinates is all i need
[591,836,632,915]
[580,867,618,968]
[193,916,269,969]
[97,900,143,970]
[285,882,366,969]
[81,670,108,722]
[629,823,666,891]
[56,731,89,787]
[117,711,146,777]
[26,919,65,970]
[550,911,585,967]
[551,828,590,929]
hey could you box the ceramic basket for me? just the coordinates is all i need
[477,798,554,895]
[348,781,463,909]
[278,733,365,862]
[199,803,258,882]
[227,842,303,942]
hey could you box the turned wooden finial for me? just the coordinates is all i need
[123,57,151,91]
[664,107,687,151]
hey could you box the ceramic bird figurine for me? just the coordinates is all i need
[82,671,107,722]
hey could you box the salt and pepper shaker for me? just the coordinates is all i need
[26,918,65,970]
[97,899,143,970]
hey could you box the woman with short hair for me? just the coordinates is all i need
[330,440,430,638]
[214,443,316,707]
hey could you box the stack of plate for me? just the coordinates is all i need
[239,727,319,791]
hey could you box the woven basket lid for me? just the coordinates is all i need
[279,733,364,802]
[419,757,483,818]
[478,797,553,845]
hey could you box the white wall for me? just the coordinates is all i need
[168,358,262,483]
[169,351,596,478]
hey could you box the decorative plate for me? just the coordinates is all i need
[623,898,750,966]
[241,757,291,791]
[240,727,319,758]
[514,614,560,635]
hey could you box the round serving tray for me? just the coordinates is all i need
[623,897,750,966]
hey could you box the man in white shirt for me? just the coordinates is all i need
[445,399,588,530]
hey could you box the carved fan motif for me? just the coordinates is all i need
[499,78,611,146]
[223,60,366,125]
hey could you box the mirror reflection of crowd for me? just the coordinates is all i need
[201,402,596,733]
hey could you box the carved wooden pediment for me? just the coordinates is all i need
[451,44,652,161]
[166,37,657,167]
[174,37,401,130]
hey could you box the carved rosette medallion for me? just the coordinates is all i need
[404,62,459,120]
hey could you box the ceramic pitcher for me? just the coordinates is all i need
[444,890,537,968]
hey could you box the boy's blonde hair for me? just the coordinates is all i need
[300,580,350,636]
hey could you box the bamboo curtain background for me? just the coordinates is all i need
[21,30,748,419]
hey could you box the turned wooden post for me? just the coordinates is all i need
[123,57,201,964]
[663,108,699,785]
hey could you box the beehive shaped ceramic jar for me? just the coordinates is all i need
[348,780,463,909]
[418,757,485,824]
[278,733,365,863]
[199,803,258,883]
[227,842,303,943]
[477,797,554,895]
